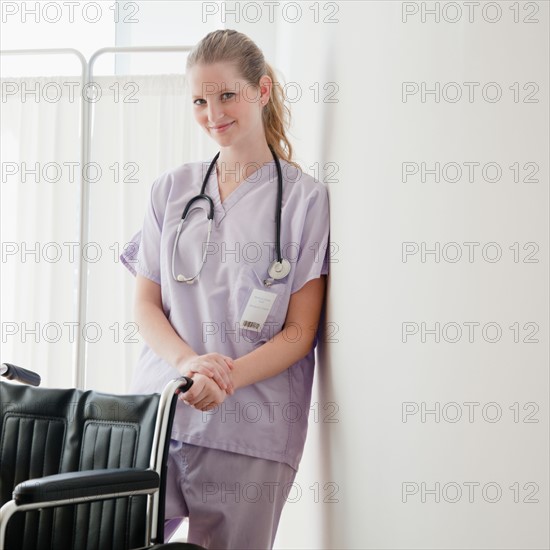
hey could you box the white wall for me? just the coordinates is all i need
[277,2,548,549]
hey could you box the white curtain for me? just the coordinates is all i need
[1,73,213,392]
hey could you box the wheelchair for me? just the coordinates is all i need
[0,363,206,550]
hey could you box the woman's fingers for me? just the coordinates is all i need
[194,398,215,411]
[189,364,215,378]
[181,354,235,394]
[188,360,228,391]
[189,364,226,390]
[185,391,216,410]
[199,355,232,392]
[214,357,234,390]
[222,357,235,395]
[179,376,208,405]
[199,360,228,391]
[177,374,226,411]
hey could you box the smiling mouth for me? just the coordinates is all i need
[210,122,234,131]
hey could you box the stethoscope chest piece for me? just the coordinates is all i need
[268,258,291,280]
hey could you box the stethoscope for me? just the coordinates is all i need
[171,143,291,287]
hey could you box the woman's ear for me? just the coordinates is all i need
[259,74,273,104]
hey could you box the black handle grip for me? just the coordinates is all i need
[176,376,193,394]
[1,363,41,386]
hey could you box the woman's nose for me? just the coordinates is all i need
[207,102,225,122]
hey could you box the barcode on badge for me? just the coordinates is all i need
[242,320,260,330]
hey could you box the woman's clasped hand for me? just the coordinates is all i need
[176,352,235,411]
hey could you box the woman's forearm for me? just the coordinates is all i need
[230,326,315,390]
[135,299,198,371]
[133,276,235,393]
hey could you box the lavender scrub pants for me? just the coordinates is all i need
[164,440,297,550]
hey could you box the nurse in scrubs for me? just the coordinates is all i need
[122,29,330,549]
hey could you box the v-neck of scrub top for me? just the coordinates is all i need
[208,160,277,226]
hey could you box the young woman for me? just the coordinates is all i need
[122,29,330,549]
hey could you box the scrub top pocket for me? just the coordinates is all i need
[232,264,290,338]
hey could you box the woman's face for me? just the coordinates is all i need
[188,62,270,150]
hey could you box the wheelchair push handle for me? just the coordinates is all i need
[175,376,194,394]
[1,363,41,386]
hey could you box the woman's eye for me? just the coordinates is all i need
[193,93,233,106]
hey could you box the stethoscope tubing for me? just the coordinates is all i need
[172,144,286,283]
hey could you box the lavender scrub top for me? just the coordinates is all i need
[121,157,330,472]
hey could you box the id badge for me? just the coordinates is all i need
[239,289,278,332]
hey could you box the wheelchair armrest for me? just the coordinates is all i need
[13,468,159,505]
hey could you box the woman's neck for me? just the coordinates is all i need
[216,142,273,171]
[215,143,274,187]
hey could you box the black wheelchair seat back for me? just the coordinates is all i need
[1,381,160,550]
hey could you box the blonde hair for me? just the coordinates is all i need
[186,29,301,171]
